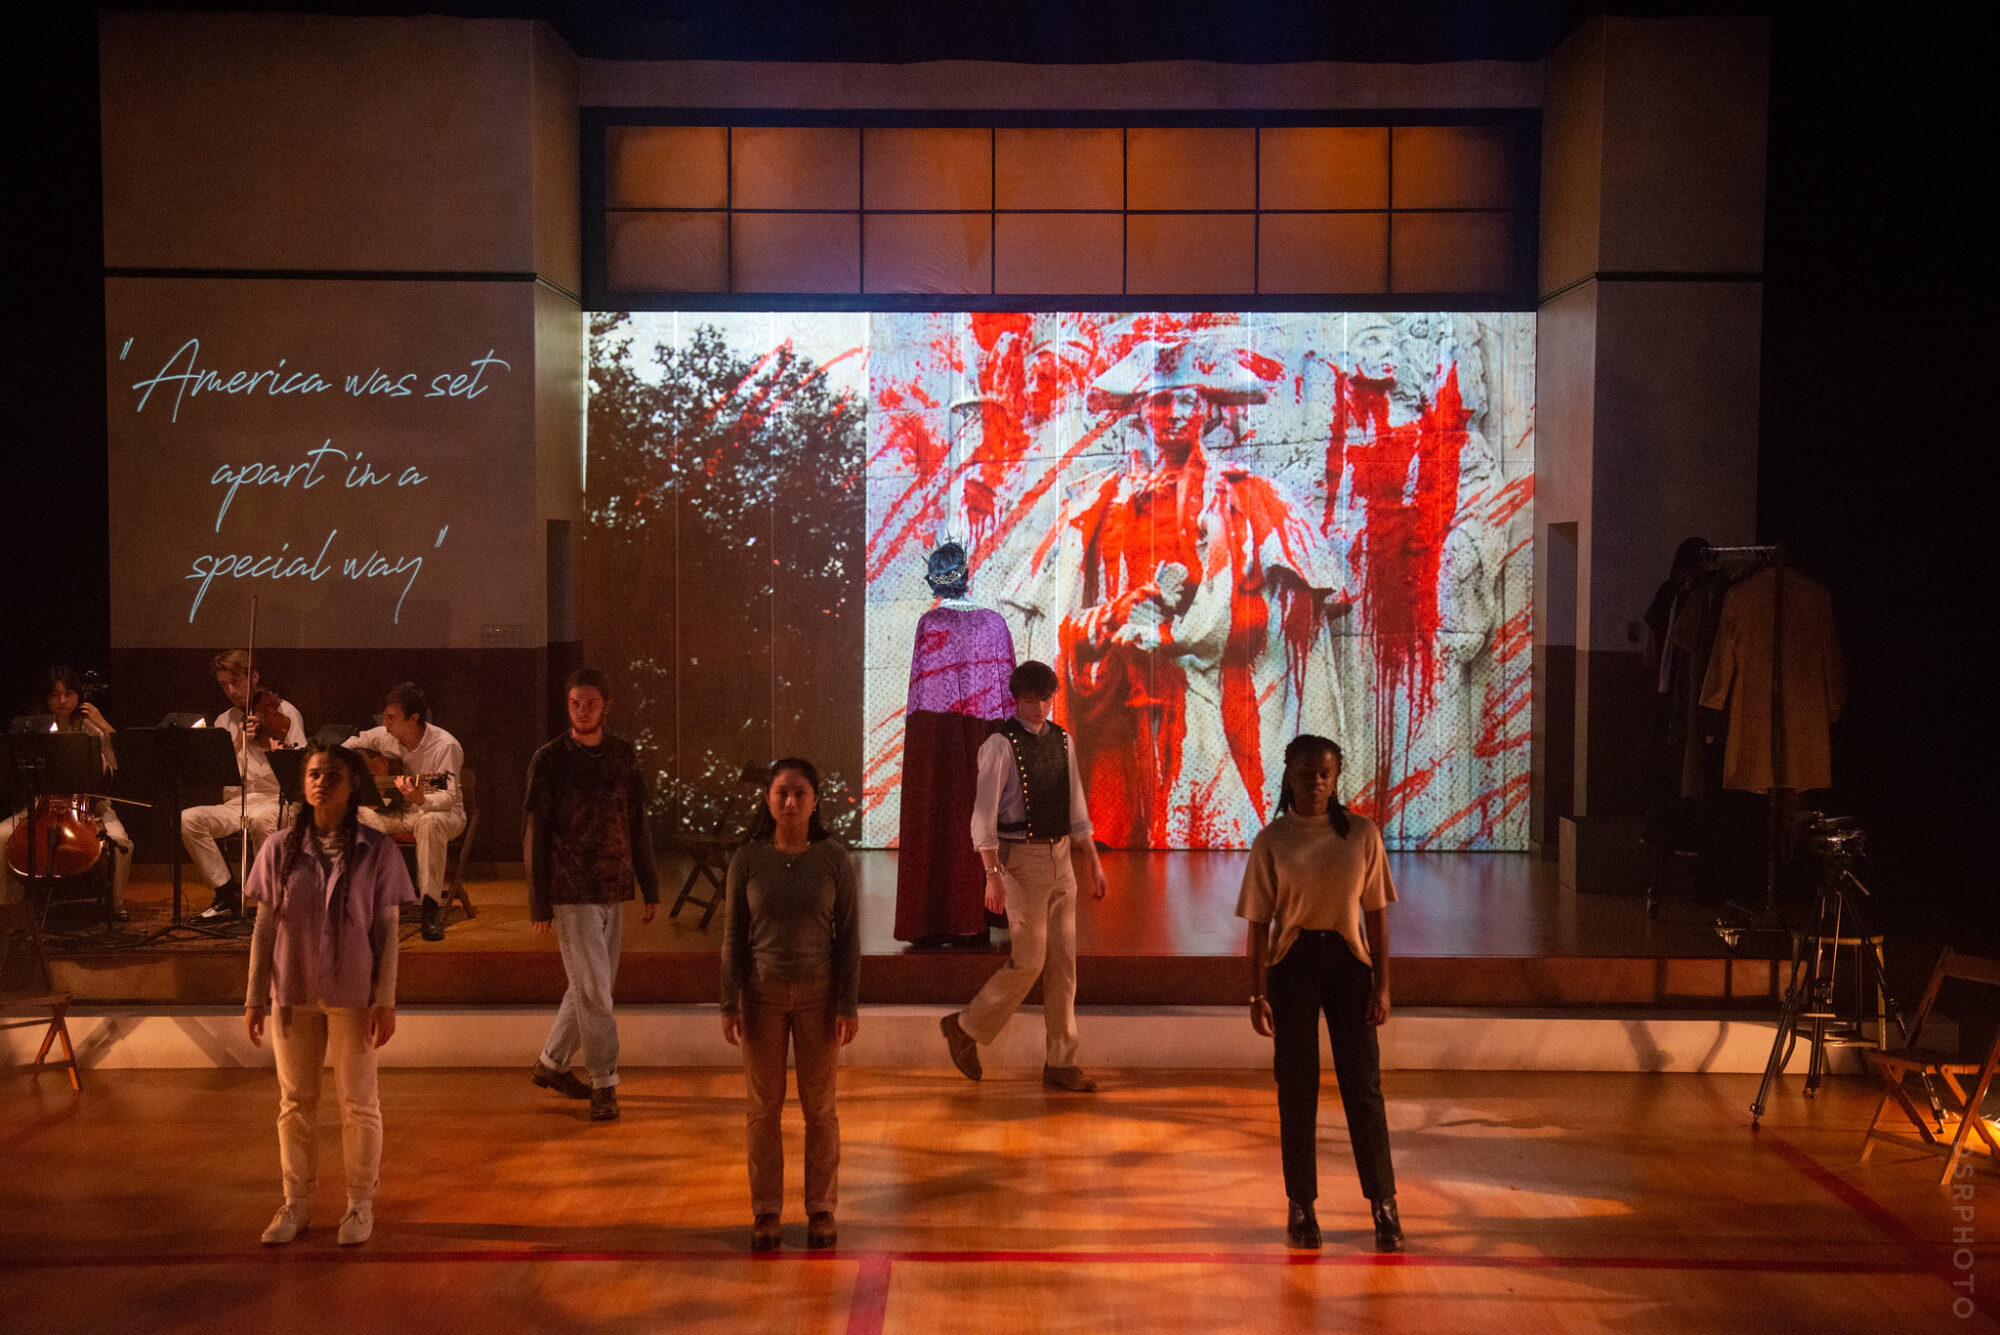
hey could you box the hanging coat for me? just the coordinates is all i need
[1698,567,1845,792]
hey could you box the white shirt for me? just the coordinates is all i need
[351,722,464,814]
[970,721,1094,850]
[215,700,307,800]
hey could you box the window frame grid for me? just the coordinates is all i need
[583,108,1539,312]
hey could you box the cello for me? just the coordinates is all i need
[5,670,113,880]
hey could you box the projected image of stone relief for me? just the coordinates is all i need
[585,310,1534,850]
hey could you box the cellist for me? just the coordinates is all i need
[182,649,305,922]
[1,666,133,916]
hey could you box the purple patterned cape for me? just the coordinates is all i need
[907,605,1016,719]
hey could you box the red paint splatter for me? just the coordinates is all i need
[1326,363,1472,810]
[1488,474,1534,528]
[1347,751,1448,830]
[1240,349,1285,382]
[1473,672,1531,759]
[1491,605,1533,664]
[1417,770,1532,849]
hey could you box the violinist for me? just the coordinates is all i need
[1,666,133,917]
[181,648,305,922]
[352,683,464,941]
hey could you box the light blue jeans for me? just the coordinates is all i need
[539,901,625,1088]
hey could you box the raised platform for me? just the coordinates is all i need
[12,1004,1892,1076]
[32,850,1782,1012]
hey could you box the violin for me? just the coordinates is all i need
[241,688,292,750]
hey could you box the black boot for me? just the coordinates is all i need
[420,898,445,941]
[1371,1196,1404,1253]
[1286,1200,1321,1249]
[196,880,241,922]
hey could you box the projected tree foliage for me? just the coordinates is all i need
[583,313,866,839]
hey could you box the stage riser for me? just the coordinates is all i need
[6,1006,1906,1075]
[49,953,1784,1010]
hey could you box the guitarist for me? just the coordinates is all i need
[353,683,465,941]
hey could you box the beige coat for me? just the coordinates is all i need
[1699,568,1845,792]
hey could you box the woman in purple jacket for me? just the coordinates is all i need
[243,742,415,1247]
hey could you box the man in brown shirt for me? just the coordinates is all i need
[526,668,659,1122]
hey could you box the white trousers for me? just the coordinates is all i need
[358,806,465,903]
[272,1001,382,1208]
[181,796,281,889]
[540,902,625,1088]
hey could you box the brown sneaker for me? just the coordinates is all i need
[1042,1064,1098,1093]
[806,1211,837,1250]
[751,1213,782,1251]
[589,1086,620,1121]
[940,1012,982,1081]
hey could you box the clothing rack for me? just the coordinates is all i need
[1698,543,1789,928]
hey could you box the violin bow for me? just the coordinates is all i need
[240,595,258,889]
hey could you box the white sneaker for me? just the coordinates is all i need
[261,1203,310,1245]
[337,1202,374,1246]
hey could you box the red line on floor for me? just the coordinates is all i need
[1698,1081,1998,1322]
[0,1248,1933,1274]
[844,1255,893,1335]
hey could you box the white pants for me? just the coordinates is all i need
[540,902,625,1088]
[358,806,465,903]
[181,796,281,889]
[272,1001,382,1208]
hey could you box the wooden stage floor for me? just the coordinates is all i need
[50,850,1781,1009]
[2,1066,1989,1333]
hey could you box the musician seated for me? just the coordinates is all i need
[1,666,133,917]
[182,649,305,922]
[352,682,465,942]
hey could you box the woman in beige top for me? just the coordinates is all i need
[1237,735,1402,1254]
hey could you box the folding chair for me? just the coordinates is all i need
[1862,947,2000,1185]
[1,899,82,1090]
[668,764,767,929]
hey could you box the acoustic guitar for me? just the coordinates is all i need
[353,747,450,811]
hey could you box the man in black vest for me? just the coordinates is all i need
[940,660,1109,1091]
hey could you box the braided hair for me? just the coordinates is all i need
[1274,734,1351,838]
[274,742,372,911]
[743,757,830,844]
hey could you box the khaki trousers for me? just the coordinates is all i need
[741,977,840,1217]
[358,805,466,903]
[271,1001,381,1208]
[959,837,1080,1067]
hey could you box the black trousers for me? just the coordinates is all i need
[1270,929,1396,1204]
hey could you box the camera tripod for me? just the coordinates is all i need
[1750,842,1935,1126]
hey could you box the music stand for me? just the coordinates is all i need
[113,727,242,943]
[2,730,102,835]
[267,748,306,819]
